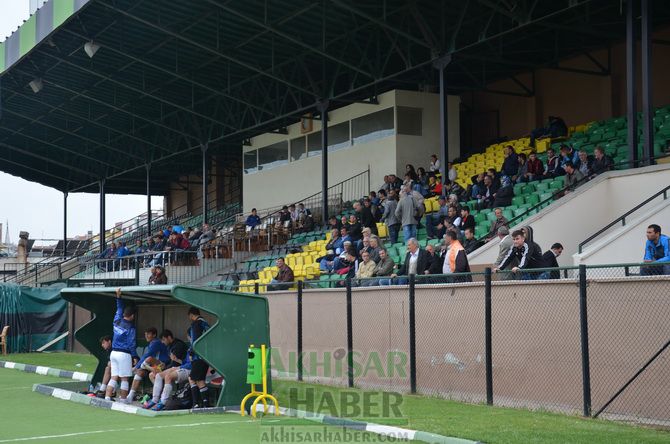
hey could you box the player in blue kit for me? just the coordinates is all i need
[105,288,139,403]
[127,327,170,402]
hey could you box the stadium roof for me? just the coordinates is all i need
[1,0,670,194]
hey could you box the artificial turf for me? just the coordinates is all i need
[2,353,670,444]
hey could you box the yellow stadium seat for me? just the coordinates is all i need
[377,223,388,238]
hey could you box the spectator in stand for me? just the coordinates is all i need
[487,168,501,188]
[425,245,442,276]
[388,238,432,285]
[446,205,462,228]
[530,115,568,147]
[539,243,564,279]
[151,265,168,285]
[405,164,418,182]
[427,176,442,197]
[426,196,449,240]
[591,146,614,177]
[493,226,513,270]
[514,153,528,184]
[369,191,380,206]
[277,206,291,228]
[360,199,379,235]
[494,227,544,279]
[416,167,429,196]
[470,173,485,200]
[478,175,498,209]
[434,230,472,283]
[366,249,395,286]
[115,242,130,270]
[268,257,294,291]
[382,190,400,243]
[525,152,544,182]
[493,176,514,208]
[642,224,670,275]
[544,148,563,178]
[355,251,376,285]
[347,214,363,245]
[487,208,509,240]
[389,174,403,190]
[429,154,441,174]
[447,162,457,183]
[334,227,349,254]
[563,161,584,192]
[134,239,146,255]
[560,144,580,169]
[459,206,476,235]
[396,187,418,243]
[368,236,382,263]
[328,216,342,232]
[578,151,593,177]
[462,227,484,254]
[501,145,519,179]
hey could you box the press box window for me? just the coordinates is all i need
[397,106,422,136]
[257,141,289,171]
[352,107,395,145]
[244,150,258,174]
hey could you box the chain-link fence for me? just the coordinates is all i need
[253,262,670,426]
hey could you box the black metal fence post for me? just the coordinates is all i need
[409,273,417,394]
[346,278,354,388]
[485,267,493,405]
[297,280,303,382]
[579,264,592,417]
[134,260,140,286]
[254,282,259,295]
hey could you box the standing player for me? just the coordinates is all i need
[187,307,211,408]
[105,288,138,403]
[127,327,170,402]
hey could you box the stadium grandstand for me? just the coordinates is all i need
[2,0,670,439]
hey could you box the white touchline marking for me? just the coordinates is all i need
[0,418,278,443]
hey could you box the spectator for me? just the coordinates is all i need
[477,175,498,209]
[492,176,514,208]
[563,161,584,192]
[459,206,475,234]
[388,174,403,190]
[149,265,168,285]
[501,145,519,178]
[360,199,379,235]
[426,195,449,240]
[447,162,458,183]
[381,191,400,244]
[369,191,380,206]
[426,244,443,275]
[446,205,462,230]
[514,153,528,184]
[367,249,395,286]
[539,243,564,279]
[427,176,443,197]
[530,115,568,147]
[416,167,429,195]
[347,214,363,244]
[405,164,418,182]
[487,168,501,188]
[368,236,383,263]
[296,203,314,232]
[355,251,376,284]
[268,257,294,291]
[199,223,215,245]
[395,187,418,243]
[578,151,593,177]
[429,154,441,173]
[642,224,670,276]
[494,227,544,279]
[389,238,432,285]
[560,144,580,169]
[328,216,342,231]
[462,227,484,254]
[288,204,299,223]
[433,230,472,283]
[591,146,614,177]
[544,148,563,178]
[493,226,513,269]
[318,249,338,273]
[278,206,291,227]
[525,152,544,182]
[488,208,509,240]
[470,173,485,200]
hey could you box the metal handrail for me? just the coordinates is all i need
[578,184,670,253]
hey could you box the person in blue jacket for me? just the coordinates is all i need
[642,224,670,275]
[187,307,211,408]
[126,327,169,402]
[105,288,138,403]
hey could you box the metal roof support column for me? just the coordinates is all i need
[99,179,106,254]
[434,54,452,196]
[202,143,209,225]
[641,0,654,166]
[146,164,152,238]
[317,101,329,223]
[626,0,639,167]
[63,191,68,260]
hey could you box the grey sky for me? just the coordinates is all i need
[0,0,163,242]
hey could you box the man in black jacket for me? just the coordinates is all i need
[539,243,563,279]
[494,227,544,279]
[390,238,432,285]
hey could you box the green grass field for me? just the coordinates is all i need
[1,353,669,444]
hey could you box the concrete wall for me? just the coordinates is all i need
[468,164,670,267]
[575,198,670,266]
[267,277,670,423]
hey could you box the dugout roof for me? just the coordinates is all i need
[2,0,670,194]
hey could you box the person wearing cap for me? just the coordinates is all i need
[245,208,261,229]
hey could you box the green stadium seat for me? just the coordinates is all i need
[525,194,540,206]
[512,196,525,207]
[535,182,550,192]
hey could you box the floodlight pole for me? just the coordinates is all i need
[626,0,639,167]
[99,179,106,254]
[434,54,452,196]
[641,0,654,166]
[146,164,152,238]
[63,191,68,260]
[202,143,209,225]
[317,100,329,223]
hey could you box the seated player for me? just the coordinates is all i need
[127,327,170,402]
[143,341,191,411]
[95,335,113,398]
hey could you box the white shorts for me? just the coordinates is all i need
[110,350,133,377]
[175,367,190,384]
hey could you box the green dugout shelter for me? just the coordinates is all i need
[60,285,271,407]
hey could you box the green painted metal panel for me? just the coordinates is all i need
[53,0,74,28]
[19,15,37,57]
